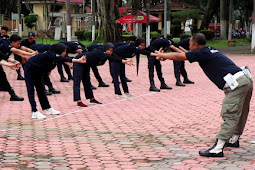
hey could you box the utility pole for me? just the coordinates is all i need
[228,0,233,41]
[164,0,167,38]
[91,0,96,41]
[18,0,22,37]
[146,0,150,46]
[167,0,171,36]
[66,0,71,41]
[251,0,255,51]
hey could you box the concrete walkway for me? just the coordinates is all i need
[0,54,254,169]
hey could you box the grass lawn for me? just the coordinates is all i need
[206,38,251,49]
[30,37,251,50]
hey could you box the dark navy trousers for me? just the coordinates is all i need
[147,55,164,83]
[24,63,51,112]
[173,61,188,80]
[111,61,128,95]
[73,63,94,101]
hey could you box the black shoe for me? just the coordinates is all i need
[98,82,109,87]
[49,88,61,94]
[10,95,24,101]
[68,76,73,80]
[199,149,224,157]
[61,77,69,82]
[149,85,160,92]
[91,85,97,90]
[183,79,194,84]
[45,90,52,96]
[225,140,240,148]
[176,81,185,86]
[125,78,132,82]
[0,87,7,91]
[160,83,172,90]
[17,75,25,80]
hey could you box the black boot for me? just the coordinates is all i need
[225,140,240,148]
[149,81,160,92]
[60,76,69,82]
[49,87,61,94]
[45,90,52,96]
[183,78,194,84]
[176,79,185,86]
[91,84,97,90]
[199,139,225,157]
[125,77,132,82]
[160,82,172,90]
[98,81,109,87]
[9,89,24,101]
[68,75,73,80]
[17,74,25,80]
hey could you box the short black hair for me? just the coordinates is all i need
[10,34,22,43]
[192,33,206,45]
[1,26,8,32]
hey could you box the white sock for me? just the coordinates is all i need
[229,134,240,144]
[209,139,225,154]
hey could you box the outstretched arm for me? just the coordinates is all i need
[151,50,187,61]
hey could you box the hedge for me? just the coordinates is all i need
[74,30,98,40]
[200,30,215,40]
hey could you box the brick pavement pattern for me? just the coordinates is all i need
[0,54,254,170]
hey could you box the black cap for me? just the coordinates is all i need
[135,38,145,46]
[28,32,35,38]
[50,43,67,55]
[103,43,114,51]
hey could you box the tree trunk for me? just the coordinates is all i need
[220,0,228,39]
[201,0,220,29]
[251,0,255,51]
[96,0,120,42]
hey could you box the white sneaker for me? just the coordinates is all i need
[115,94,128,99]
[32,111,46,119]
[124,93,135,98]
[45,108,60,115]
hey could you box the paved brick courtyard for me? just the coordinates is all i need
[0,53,254,169]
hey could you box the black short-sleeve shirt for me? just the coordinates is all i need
[186,46,242,90]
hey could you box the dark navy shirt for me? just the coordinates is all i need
[26,51,72,72]
[75,50,122,67]
[21,39,36,48]
[178,38,190,50]
[0,39,12,56]
[0,51,9,61]
[87,43,103,52]
[114,43,144,59]
[0,34,10,44]
[29,44,51,53]
[59,41,81,53]
[148,38,175,51]
[113,41,129,49]
[186,46,242,90]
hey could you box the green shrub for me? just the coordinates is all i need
[75,30,85,40]
[81,30,98,41]
[179,34,191,40]
[24,13,37,29]
[200,30,215,40]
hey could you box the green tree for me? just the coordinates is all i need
[172,9,202,33]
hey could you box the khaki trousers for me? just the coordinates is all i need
[216,75,253,140]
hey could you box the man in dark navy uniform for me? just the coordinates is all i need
[147,38,173,92]
[112,38,151,98]
[152,33,253,158]
[29,44,61,95]
[21,32,36,48]
[174,38,194,86]
[0,26,10,43]
[0,36,36,100]
[73,43,133,107]
[24,43,86,119]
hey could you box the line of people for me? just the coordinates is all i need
[0,28,195,119]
